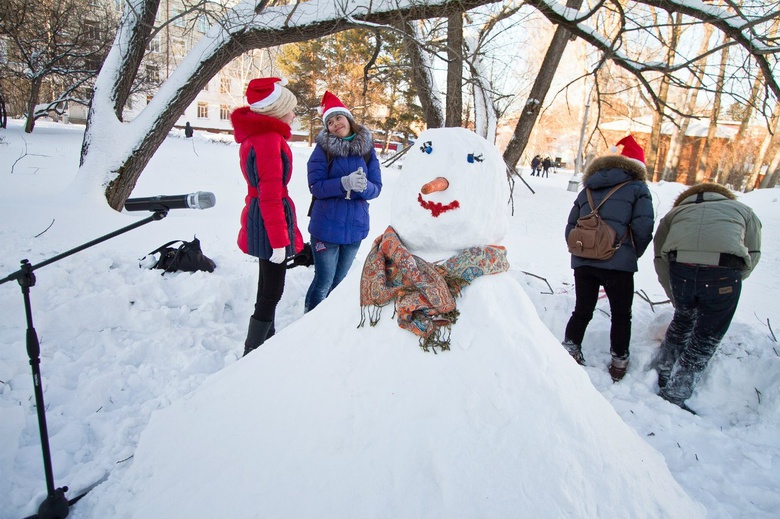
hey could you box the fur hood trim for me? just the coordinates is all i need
[583,154,647,182]
[673,182,736,207]
[315,125,374,158]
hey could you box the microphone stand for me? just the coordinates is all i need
[0,210,168,519]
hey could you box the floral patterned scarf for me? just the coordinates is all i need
[359,226,509,352]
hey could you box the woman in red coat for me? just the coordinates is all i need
[231,77,304,356]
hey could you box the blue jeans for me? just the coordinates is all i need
[657,263,742,404]
[304,237,361,312]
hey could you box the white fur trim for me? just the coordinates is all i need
[249,83,282,109]
[322,106,351,122]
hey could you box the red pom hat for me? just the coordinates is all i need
[245,77,297,118]
[247,77,283,107]
[612,135,645,165]
[318,91,353,124]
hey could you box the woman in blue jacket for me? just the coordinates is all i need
[562,135,654,381]
[305,91,382,312]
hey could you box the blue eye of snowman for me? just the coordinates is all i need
[467,153,483,163]
[420,141,432,154]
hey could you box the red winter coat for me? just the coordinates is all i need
[231,107,304,259]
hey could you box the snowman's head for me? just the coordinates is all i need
[391,128,509,255]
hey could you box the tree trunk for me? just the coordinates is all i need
[502,0,584,168]
[695,38,729,183]
[716,72,762,186]
[646,12,682,181]
[660,24,713,183]
[759,148,780,188]
[400,21,444,128]
[445,12,463,127]
[24,77,41,133]
[745,106,780,191]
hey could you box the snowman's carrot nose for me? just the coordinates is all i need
[421,177,449,194]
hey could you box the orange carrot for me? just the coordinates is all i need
[421,177,449,194]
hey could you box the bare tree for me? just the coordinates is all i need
[0,0,117,133]
[400,20,445,129]
[695,36,730,183]
[445,12,464,127]
[502,0,584,169]
[645,11,682,181]
[77,0,780,210]
[660,24,715,183]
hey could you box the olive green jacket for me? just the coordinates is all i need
[653,183,762,300]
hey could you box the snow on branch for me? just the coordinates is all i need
[523,0,780,102]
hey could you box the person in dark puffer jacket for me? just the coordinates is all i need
[653,183,761,413]
[562,135,655,381]
[231,77,305,356]
[304,91,382,312]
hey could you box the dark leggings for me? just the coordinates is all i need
[564,266,635,358]
[252,259,287,322]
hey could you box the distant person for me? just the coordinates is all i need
[184,121,194,138]
[230,77,304,356]
[542,156,552,178]
[562,135,654,381]
[653,183,762,413]
[530,155,541,176]
[305,91,382,312]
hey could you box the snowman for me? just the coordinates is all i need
[391,127,509,259]
[93,128,706,519]
[359,127,512,351]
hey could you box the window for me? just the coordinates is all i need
[146,65,160,82]
[197,15,209,33]
[197,102,208,118]
[85,56,101,72]
[148,37,161,53]
[171,38,186,58]
[220,77,231,94]
[84,20,100,40]
[173,9,184,27]
[220,105,230,120]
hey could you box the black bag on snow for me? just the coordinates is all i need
[145,236,216,274]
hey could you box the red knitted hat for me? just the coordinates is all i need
[614,135,645,165]
[246,77,283,108]
[319,91,353,124]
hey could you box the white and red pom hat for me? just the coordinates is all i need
[318,91,353,124]
[610,135,645,165]
[246,77,284,108]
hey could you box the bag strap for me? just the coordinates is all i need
[585,181,631,214]
[147,240,185,256]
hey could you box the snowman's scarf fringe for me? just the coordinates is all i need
[358,226,508,352]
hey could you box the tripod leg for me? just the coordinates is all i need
[19,265,70,518]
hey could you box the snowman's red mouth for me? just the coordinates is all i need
[418,193,460,217]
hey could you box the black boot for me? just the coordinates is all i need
[243,317,273,357]
[561,338,585,365]
[608,355,629,382]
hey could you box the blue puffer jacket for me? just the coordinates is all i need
[307,125,382,244]
[565,154,654,272]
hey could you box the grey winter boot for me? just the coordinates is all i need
[608,355,629,382]
[561,339,585,366]
[243,317,273,357]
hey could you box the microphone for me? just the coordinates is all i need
[124,191,216,212]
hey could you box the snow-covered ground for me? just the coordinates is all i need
[1,119,779,518]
